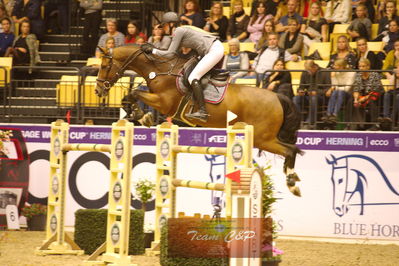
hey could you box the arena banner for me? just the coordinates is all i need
[0,123,398,241]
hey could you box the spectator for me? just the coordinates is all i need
[347,4,372,41]
[12,0,44,40]
[380,19,399,53]
[80,37,115,86]
[256,18,274,50]
[301,1,328,55]
[135,36,145,45]
[351,58,384,130]
[95,18,125,58]
[278,17,303,59]
[383,40,399,71]
[382,61,399,122]
[252,32,296,87]
[226,0,250,41]
[246,1,271,43]
[204,1,228,41]
[276,0,303,33]
[376,0,389,22]
[265,0,281,18]
[125,20,147,44]
[180,0,205,28]
[325,59,355,121]
[80,0,102,56]
[222,38,249,82]
[0,17,14,56]
[325,0,351,33]
[293,60,331,127]
[5,20,39,69]
[148,24,172,49]
[355,38,382,70]
[378,0,398,35]
[328,35,357,69]
[2,0,15,17]
[263,59,293,98]
[44,0,69,34]
[0,4,9,33]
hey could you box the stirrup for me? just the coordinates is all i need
[186,111,209,122]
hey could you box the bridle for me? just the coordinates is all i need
[96,48,144,96]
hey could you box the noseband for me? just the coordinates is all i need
[96,48,144,94]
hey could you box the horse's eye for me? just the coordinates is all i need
[338,178,343,184]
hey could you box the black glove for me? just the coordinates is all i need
[141,43,153,54]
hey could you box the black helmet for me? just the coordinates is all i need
[162,12,179,23]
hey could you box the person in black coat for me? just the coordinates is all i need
[355,38,382,70]
[263,59,293,98]
[12,0,45,40]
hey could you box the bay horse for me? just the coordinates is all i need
[95,45,302,196]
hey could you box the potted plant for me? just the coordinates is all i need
[134,178,155,248]
[22,203,47,231]
[257,164,283,265]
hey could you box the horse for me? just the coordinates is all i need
[95,45,303,196]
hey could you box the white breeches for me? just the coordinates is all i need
[188,40,225,84]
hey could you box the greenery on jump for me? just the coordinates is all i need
[74,209,145,255]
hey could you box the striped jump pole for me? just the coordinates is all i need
[147,121,256,258]
[37,119,137,266]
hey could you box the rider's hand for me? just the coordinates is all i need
[141,43,153,54]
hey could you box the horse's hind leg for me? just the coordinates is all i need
[281,143,302,196]
[258,139,302,197]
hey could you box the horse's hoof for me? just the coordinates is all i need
[138,112,154,127]
[289,186,301,197]
[287,173,301,183]
[286,173,300,187]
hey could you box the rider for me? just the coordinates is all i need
[141,11,225,122]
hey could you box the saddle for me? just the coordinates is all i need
[173,57,230,126]
[176,57,230,104]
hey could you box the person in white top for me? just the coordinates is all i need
[252,32,296,87]
[325,59,355,120]
[325,0,351,33]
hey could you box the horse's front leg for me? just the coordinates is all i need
[121,90,162,127]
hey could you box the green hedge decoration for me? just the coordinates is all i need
[74,209,145,255]
[160,225,227,266]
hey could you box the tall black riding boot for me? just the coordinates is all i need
[186,79,209,122]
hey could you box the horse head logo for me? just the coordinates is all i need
[326,154,399,217]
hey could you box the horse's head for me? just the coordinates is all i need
[95,47,119,97]
[95,45,144,97]
[326,155,349,217]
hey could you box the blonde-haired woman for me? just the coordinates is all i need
[328,35,357,69]
[226,0,250,41]
[351,58,384,130]
[204,1,228,41]
[256,18,274,50]
[301,1,328,54]
[325,59,355,120]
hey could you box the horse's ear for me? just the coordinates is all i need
[97,46,106,55]
[326,154,336,165]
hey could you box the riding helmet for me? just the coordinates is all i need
[162,12,179,23]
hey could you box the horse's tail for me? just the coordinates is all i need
[276,93,302,154]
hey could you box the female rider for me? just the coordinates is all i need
[141,12,225,122]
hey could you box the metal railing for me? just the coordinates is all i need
[1,66,398,130]
[0,66,162,124]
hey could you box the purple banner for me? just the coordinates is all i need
[1,124,399,152]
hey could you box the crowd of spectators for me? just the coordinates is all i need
[0,0,398,129]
